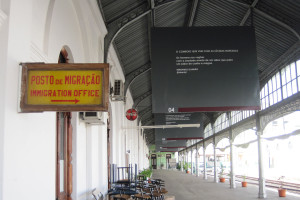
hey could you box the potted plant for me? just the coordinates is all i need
[242,175,247,187]
[219,166,225,182]
[139,168,153,180]
[278,176,287,197]
[176,163,181,171]
[183,162,189,173]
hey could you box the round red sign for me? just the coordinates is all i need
[126,109,138,121]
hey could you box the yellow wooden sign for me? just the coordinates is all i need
[20,63,109,112]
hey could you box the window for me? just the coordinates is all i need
[204,124,213,138]
[214,113,228,133]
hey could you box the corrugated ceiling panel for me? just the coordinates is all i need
[194,0,248,26]
[130,70,152,99]
[256,0,300,32]
[155,0,190,27]
[251,12,298,71]
[100,0,300,145]
[136,96,152,110]
[115,16,150,75]
[102,0,147,23]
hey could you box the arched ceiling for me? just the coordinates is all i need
[98,0,300,145]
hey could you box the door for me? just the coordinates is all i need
[151,154,157,169]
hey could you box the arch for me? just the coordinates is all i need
[44,0,56,54]
[216,137,230,149]
[233,129,257,148]
[263,111,300,139]
[204,138,213,149]
[215,132,229,146]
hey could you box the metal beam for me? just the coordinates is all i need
[259,41,300,85]
[124,63,151,96]
[138,106,152,123]
[103,0,181,63]
[187,0,199,27]
[142,117,154,126]
[104,3,151,63]
[253,8,300,40]
[133,90,152,109]
[239,0,259,26]
[225,0,300,39]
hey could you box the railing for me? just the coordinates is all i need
[203,173,300,194]
[233,175,300,194]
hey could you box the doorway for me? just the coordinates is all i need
[56,48,73,200]
[151,154,157,169]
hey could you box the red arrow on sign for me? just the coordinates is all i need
[51,99,80,104]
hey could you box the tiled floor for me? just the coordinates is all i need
[152,170,300,200]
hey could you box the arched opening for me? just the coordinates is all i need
[233,129,257,177]
[262,111,300,183]
[205,143,214,176]
[216,138,230,173]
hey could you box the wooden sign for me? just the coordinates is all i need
[19,63,109,112]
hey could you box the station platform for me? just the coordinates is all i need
[152,170,300,200]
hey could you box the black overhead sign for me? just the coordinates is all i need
[154,113,203,142]
[151,26,260,113]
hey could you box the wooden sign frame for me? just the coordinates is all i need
[19,63,109,112]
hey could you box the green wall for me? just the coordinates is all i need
[149,145,175,169]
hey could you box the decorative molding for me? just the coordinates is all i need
[204,138,213,149]
[260,93,300,131]
[88,0,108,36]
[0,9,7,28]
[30,42,50,62]
[215,132,229,146]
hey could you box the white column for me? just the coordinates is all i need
[195,144,198,177]
[257,132,267,198]
[190,149,193,175]
[227,112,236,188]
[186,151,188,172]
[180,153,183,172]
[213,137,218,183]
[256,113,267,198]
[203,141,207,179]
[229,137,236,188]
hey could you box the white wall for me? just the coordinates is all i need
[0,0,150,200]
[0,1,9,199]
